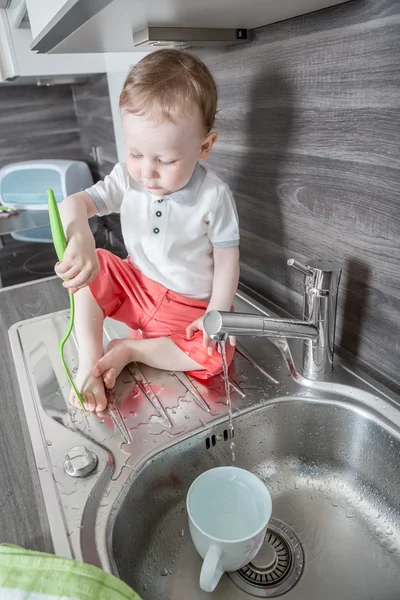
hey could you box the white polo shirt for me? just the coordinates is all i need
[85,163,240,300]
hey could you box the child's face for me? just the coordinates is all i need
[122,109,217,197]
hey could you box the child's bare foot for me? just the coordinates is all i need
[70,357,108,412]
[92,339,135,390]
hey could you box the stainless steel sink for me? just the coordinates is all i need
[9,288,400,599]
[111,399,400,599]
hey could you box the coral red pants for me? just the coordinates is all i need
[89,249,235,379]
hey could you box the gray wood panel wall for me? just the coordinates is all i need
[0,84,84,170]
[0,76,116,180]
[72,74,117,179]
[205,0,400,392]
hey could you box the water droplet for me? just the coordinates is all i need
[46,440,52,446]
[179,529,185,537]
[160,568,169,576]
[346,507,354,518]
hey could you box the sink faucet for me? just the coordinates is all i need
[204,259,342,380]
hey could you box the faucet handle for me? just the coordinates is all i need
[288,258,342,291]
[287,259,313,277]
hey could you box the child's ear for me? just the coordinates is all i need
[199,132,218,159]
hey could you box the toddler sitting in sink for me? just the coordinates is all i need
[56,49,240,412]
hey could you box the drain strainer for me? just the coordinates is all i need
[229,518,304,597]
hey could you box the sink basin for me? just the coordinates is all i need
[9,286,400,599]
[110,398,400,599]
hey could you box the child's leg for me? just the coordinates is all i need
[93,337,204,390]
[71,286,108,412]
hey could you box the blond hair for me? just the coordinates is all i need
[119,49,218,133]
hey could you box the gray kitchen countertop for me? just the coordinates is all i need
[0,277,68,552]
[0,210,49,236]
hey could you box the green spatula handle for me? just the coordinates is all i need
[47,189,86,412]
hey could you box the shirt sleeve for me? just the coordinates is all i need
[85,162,126,215]
[208,186,240,248]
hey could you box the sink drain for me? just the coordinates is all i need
[229,518,304,597]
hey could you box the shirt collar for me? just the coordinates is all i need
[165,163,206,206]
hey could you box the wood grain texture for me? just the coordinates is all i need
[0,76,116,180]
[204,0,400,391]
[0,84,84,170]
[0,279,68,550]
[72,75,118,179]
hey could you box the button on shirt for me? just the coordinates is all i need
[85,163,240,299]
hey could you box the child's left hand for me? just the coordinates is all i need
[186,317,236,356]
[186,316,215,355]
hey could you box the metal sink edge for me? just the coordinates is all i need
[8,289,400,575]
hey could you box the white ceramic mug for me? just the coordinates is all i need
[187,466,272,592]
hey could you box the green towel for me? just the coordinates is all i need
[0,545,141,600]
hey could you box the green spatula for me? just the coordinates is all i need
[47,189,86,412]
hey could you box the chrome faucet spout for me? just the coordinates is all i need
[209,331,229,343]
[204,312,318,340]
[204,258,342,381]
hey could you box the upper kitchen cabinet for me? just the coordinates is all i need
[0,2,104,82]
[26,0,351,54]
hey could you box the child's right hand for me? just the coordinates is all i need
[55,232,99,294]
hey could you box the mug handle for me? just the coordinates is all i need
[200,544,224,592]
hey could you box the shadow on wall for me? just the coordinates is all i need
[234,69,373,366]
[233,68,299,313]
[231,68,374,371]
[338,258,371,362]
